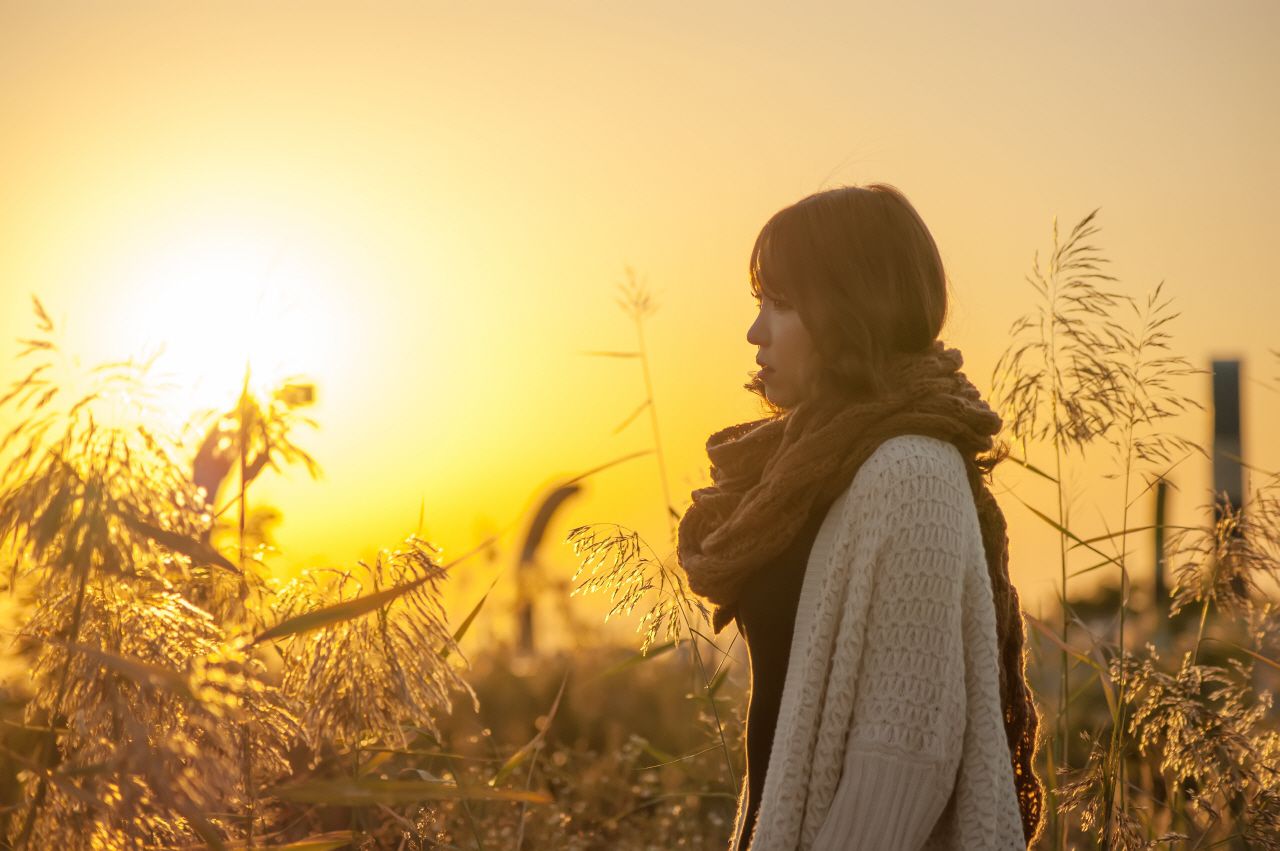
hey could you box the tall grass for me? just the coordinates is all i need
[570,267,740,793]
[990,211,1278,849]
[0,205,1276,850]
[0,288,736,850]
[0,301,512,849]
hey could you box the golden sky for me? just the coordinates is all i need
[2,1,1277,643]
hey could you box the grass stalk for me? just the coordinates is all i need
[1103,421,1137,845]
[1044,297,1072,851]
[238,367,256,848]
[442,753,486,851]
[623,275,738,792]
[676,594,738,791]
[14,560,91,850]
[632,308,675,547]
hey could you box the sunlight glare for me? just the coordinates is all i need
[102,212,342,433]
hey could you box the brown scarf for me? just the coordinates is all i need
[676,341,1003,634]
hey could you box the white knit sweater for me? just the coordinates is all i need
[736,435,1026,850]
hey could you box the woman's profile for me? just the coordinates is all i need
[676,184,1045,850]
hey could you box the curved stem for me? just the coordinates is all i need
[238,368,257,847]
[635,314,675,546]
[629,291,736,790]
[15,566,91,849]
[634,530,739,792]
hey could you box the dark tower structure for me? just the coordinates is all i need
[1211,358,1245,520]
[1153,479,1169,608]
[1211,358,1250,610]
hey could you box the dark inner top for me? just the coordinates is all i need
[731,498,834,851]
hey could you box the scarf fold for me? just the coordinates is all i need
[676,341,1002,635]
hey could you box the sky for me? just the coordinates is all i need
[1,0,1277,648]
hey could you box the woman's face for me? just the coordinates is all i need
[747,287,819,409]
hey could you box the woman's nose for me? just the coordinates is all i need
[746,309,767,345]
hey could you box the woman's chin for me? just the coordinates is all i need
[764,388,796,409]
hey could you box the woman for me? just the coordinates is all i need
[676,184,1044,850]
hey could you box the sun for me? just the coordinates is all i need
[97,209,345,433]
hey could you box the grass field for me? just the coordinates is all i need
[0,211,1277,850]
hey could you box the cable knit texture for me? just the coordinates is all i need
[737,435,1025,850]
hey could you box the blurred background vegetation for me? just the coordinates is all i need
[0,205,1276,849]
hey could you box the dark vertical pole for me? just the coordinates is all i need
[1153,478,1171,652]
[1211,358,1249,608]
[1211,359,1244,521]
[1153,479,1168,608]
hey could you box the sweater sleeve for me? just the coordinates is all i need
[809,439,979,850]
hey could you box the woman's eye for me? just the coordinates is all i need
[753,291,790,310]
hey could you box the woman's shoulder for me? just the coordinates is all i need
[844,434,970,502]
[813,434,977,553]
[810,434,984,592]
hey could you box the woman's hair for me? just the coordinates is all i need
[748,183,1046,843]
[746,183,948,407]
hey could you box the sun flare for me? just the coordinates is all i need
[97,211,345,432]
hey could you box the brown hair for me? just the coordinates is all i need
[747,184,948,406]
[747,183,1045,844]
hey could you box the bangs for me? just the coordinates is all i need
[748,211,793,300]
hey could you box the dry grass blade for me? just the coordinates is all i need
[1067,554,1126,580]
[689,666,731,706]
[266,832,357,851]
[1027,610,1118,722]
[1011,491,1125,572]
[269,778,552,806]
[117,512,241,574]
[561,448,651,487]
[612,399,651,435]
[1068,524,1180,547]
[54,640,194,699]
[489,669,569,787]
[437,574,499,661]
[176,802,230,851]
[1024,613,1105,678]
[1198,638,1280,674]
[29,294,54,332]
[0,364,52,408]
[588,640,678,682]
[0,742,102,810]
[208,831,355,851]
[1005,452,1058,483]
[635,742,724,771]
[252,572,431,645]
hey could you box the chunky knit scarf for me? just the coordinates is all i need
[677,341,1000,631]
[676,340,1042,845]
